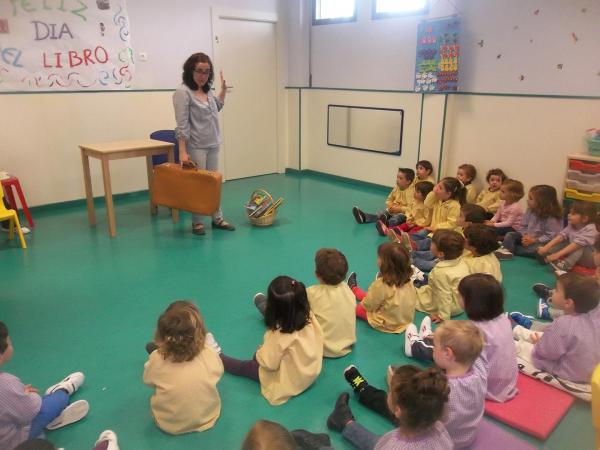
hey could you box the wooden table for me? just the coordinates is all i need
[80,139,178,237]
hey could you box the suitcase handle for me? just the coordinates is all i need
[181,160,199,170]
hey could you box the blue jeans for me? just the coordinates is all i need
[410,232,432,251]
[387,213,406,227]
[503,232,541,257]
[187,146,224,224]
[342,421,381,450]
[412,250,438,272]
[29,390,69,438]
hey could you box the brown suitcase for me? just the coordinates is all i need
[152,163,222,215]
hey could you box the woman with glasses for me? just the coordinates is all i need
[173,52,235,235]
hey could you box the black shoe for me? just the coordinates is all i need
[145,342,158,354]
[344,365,368,393]
[291,429,331,449]
[380,211,391,225]
[212,220,235,231]
[352,206,366,224]
[327,393,354,432]
[375,220,386,236]
[347,272,357,289]
[532,283,552,301]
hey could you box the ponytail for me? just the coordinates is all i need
[441,177,466,205]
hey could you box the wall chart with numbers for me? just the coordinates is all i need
[414,16,460,93]
[0,0,134,91]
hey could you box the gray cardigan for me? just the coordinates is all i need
[173,84,224,149]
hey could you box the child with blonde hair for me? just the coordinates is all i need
[476,168,507,217]
[218,276,323,405]
[347,242,417,334]
[416,230,471,323]
[329,366,452,449]
[344,321,485,449]
[537,200,599,272]
[463,224,502,282]
[457,163,477,203]
[495,185,562,260]
[485,179,524,237]
[143,300,223,434]
[241,420,332,450]
[305,248,356,357]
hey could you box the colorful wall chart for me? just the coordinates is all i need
[414,16,460,93]
[0,0,134,90]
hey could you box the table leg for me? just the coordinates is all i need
[167,147,179,223]
[81,150,96,226]
[101,157,116,237]
[146,156,158,215]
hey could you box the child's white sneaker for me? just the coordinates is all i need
[205,332,221,354]
[45,372,85,396]
[419,316,433,339]
[95,430,119,450]
[410,265,425,282]
[404,323,419,357]
[46,399,89,430]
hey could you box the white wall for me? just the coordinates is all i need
[128,0,279,89]
[288,0,600,96]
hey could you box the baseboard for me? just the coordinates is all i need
[30,190,150,214]
[285,168,390,193]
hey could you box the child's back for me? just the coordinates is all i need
[0,372,42,449]
[257,312,323,405]
[363,278,417,333]
[417,258,470,320]
[375,421,452,449]
[463,224,503,282]
[143,346,223,434]
[463,253,502,282]
[307,283,356,357]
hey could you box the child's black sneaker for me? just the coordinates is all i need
[347,272,357,289]
[291,429,331,448]
[352,206,366,224]
[327,393,354,432]
[532,283,552,301]
[344,365,368,393]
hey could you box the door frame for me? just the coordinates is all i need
[210,7,281,181]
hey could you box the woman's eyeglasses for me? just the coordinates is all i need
[194,69,211,75]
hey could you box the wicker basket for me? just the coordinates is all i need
[246,189,278,227]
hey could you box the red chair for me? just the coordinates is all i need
[1,175,34,228]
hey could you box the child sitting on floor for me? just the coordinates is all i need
[513,273,600,383]
[352,168,416,228]
[304,248,356,358]
[143,301,223,434]
[397,177,465,255]
[537,200,599,272]
[416,230,471,323]
[476,168,507,217]
[463,224,502,282]
[495,184,563,260]
[343,320,486,450]
[484,179,524,238]
[406,274,518,402]
[0,322,88,450]
[416,159,435,183]
[242,419,332,450]
[457,163,478,204]
[347,242,416,334]
[378,180,434,236]
[457,203,487,235]
[219,276,323,405]
[327,366,452,450]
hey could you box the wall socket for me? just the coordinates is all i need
[138,52,148,62]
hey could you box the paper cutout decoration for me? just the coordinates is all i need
[519,75,525,81]
[557,64,563,70]
[414,16,461,93]
[0,0,134,91]
[477,39,484,47]
[571,32,579,43]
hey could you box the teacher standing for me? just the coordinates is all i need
[173,52,235,235]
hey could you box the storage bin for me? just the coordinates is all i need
[569,158,600,173]
[564,187,600,203]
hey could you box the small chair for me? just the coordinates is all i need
[1,175,34,228]
[592,363,600,449]
[0,188,26,249]
[150,130,180,166]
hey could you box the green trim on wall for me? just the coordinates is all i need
[0,89,175,95]
[437,95,449,182]
[299,90,303,170]
[30,190,149,214]
[285,168,390,193]
[285,86,600,101]
[416,94,424,163]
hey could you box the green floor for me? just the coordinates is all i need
[0,172,594,450]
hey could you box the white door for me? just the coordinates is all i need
[212,11,278,180]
